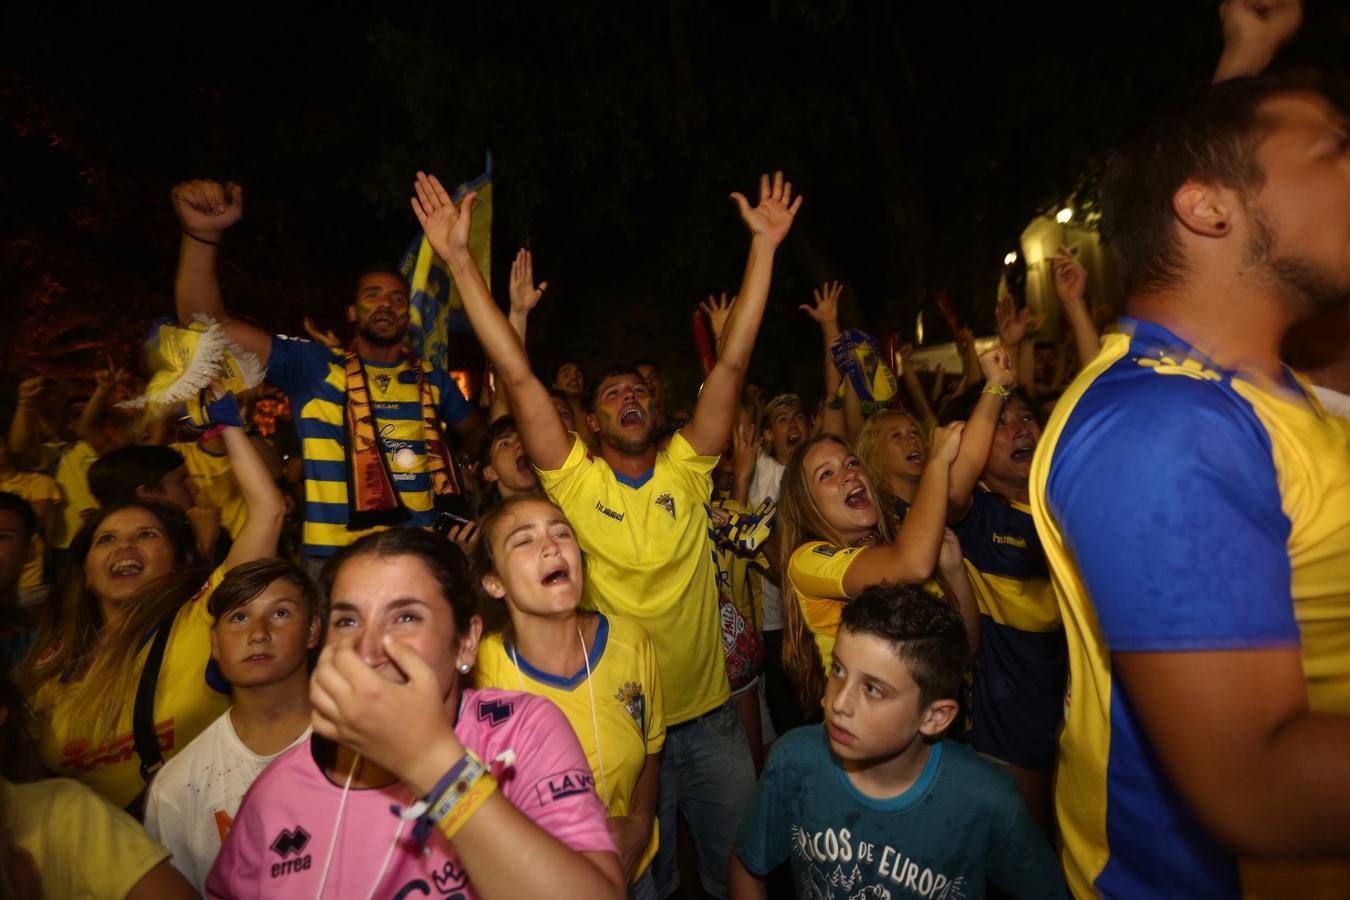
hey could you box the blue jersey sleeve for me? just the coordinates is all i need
[429,368,472,427]
[1045,374,1298,652]
[265,335,337,398]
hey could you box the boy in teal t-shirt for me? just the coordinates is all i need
[730,585,1065,899]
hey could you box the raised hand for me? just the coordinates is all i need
[937,527,965,574]
[731,415,759,484]
[700,293,736,345]
[446,520,481,557]
[730,171,803,248]
[1216,0,1302,80]
[1050,245,1087,307]
[93,359,125,392]
[509,248,549,315]
[171,179,244,239]
[16,376,44,407]
[928,421,965,466]
[411,172,475,264]
[799,281,843,328]
[995,296,1033,349]
[978,346,1015,388]
[303,316,342,350]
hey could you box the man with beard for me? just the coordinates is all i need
[1028,66,1350,900]
[170,181,484,572]
[411,169,800,900]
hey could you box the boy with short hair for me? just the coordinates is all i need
[144,558,320,893]
[729,584,1065,900]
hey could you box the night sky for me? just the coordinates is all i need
[3,1,1347,410]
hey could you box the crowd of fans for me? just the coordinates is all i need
[1,2,1347,898]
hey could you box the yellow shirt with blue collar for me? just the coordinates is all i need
[1030,316,1350,899]
[474,613,664,881]
[536,432,727,725]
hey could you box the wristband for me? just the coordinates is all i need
[981,383,1013,401]
[435,771,498,840]
[204,391,245,427]
[182,229,220,247]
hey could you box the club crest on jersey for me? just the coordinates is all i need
[614,681,646,733]
[654,492,675,518]
[373,372,392,393]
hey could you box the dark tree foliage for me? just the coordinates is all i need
[2,2,1345,411]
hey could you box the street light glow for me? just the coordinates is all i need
[1056,207,1073,224]
[1004,251,1018,266]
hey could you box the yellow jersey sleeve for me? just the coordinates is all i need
[788,541,864,601]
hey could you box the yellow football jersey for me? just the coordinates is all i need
[1031,317,1350,898]
[537,433,728,724]
[475,613,664,881]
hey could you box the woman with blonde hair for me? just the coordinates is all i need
[775,426,977,716]
[18,396,284,813]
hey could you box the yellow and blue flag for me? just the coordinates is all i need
[401,153,492,371]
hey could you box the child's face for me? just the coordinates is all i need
[823,628,951,764]
[211,579,319,688]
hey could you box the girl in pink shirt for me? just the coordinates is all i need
[206,527,624,899]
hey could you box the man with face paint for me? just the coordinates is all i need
[170,181,485,573]
[413,169,801,900]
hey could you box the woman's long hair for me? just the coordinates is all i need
[855,409,924,520]
[18,501,207,745]
[776,435,892,718]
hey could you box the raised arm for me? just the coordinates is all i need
[412,173,572,470]
[170,180,274,365]
[76,364,124,455]
[947,348,1015,520]
[996,295,1037,403]
[897,343,937,432]
[1049,246,1100,370]
[800,282,846,438]
[1213,0,1302,83]
[215,395,285,570]
[841,422,965,591]
[683,172,802,457]
[488,249,549,422]
[8,378,45,464]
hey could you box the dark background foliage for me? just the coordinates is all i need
[3,1,1346,410]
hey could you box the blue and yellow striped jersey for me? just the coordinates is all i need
[953,488,1066,770]
[1030,317,1350,898]
[267,336,472,558]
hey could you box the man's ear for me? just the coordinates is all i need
[482,464,500,485]
[1173,182,1235,239]
[917,698,959,738]
[586,412,601,435]
[346,304,357,325]
[133,484,158,503]
[209,627,222,664]
[307,615,321,650]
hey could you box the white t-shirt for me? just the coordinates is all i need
[144,709,310,892]
[1313,384,1350,421]
[749,453,788,630]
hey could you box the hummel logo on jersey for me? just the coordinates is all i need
[478,699,515,726]
[270,826,311,858]
[595,500,625,522]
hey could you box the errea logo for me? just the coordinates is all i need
[269,826,313,879]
